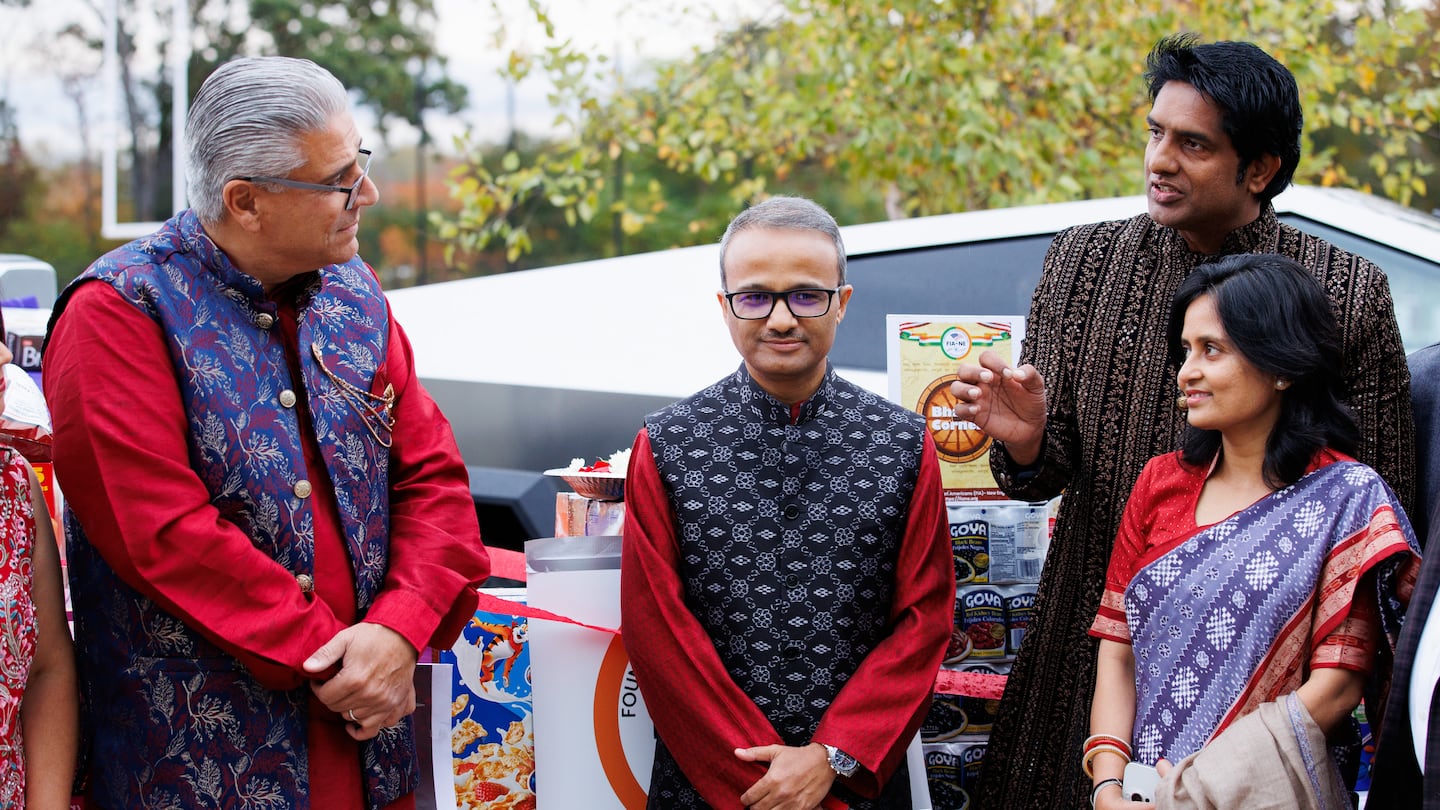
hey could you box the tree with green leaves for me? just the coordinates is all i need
[58,0,466,222]
[438,0,1440,266]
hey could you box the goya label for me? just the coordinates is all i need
[1004,588,1037,657]
[950,517,990,584]
[959,743,987,791]
[925,748,970,810]
[959,588,1006,660]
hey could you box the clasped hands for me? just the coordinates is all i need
[303,622,417,741]
[950,349,1048,466]
[734,742,840,810]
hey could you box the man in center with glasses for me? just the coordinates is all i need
[42,56,489,809]
[621,196,955,809]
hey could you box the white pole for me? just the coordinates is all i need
[170,0,189,214]
[101,0,118,235]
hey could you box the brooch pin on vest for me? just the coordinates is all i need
[311,342,396,448]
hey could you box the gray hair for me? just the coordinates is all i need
[718,196,847,288]
[186,56,351,224]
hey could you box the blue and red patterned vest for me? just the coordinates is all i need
[49,210,414,809]
[643,364,923,809]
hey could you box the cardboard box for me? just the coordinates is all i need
[554,492,627,538]
[415,663,458,810]
[526,536,653,810]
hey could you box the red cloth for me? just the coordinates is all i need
[1090,449,1379,673]
[46,281,489,808]
[620,427,954,808]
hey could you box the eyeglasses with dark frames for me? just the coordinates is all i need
[236,148,374,211]
[723,287,841,320]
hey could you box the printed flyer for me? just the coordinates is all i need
[886,316,1025,500]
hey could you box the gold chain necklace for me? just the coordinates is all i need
[311,343,396,448]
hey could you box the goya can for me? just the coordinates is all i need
[949,513,990,584]
[959,742,987,796]
[957,663,1006,734]
[924,746,971,810]
[920,694,969,743]
[1003,587,1037,657]
[958,588,1006,660]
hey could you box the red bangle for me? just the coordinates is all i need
[1083,733,1133,759]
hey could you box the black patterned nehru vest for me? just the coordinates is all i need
[644,363,925,809]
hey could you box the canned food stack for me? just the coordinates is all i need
[923,499,1056,809]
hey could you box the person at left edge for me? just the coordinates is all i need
[0,313,78,808]
[620,196,956,809]
[42,56,489,809]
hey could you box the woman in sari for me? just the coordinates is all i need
[0,330,78,808]
[1085,253,1420,810]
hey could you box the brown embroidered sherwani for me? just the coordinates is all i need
[975,205,1415,808]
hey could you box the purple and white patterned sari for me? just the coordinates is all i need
[1121,459,1416,767]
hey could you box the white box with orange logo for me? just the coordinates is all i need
[526,536,654,810]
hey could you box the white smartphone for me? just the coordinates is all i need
[1122,762,1159,803]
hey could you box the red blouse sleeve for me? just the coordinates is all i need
[1089,457,1165,644]
[45,282,348,690]
[810,435,957,798]
[361,310,488,652]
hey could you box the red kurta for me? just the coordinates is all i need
[46,280,488,808]
[620,427,954,808]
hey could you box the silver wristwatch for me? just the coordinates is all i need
[822,744,859,779]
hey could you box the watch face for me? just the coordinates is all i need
[831,748,859,777]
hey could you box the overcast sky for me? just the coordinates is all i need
[0,0,776,164]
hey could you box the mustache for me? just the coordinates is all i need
[763,329,804,341]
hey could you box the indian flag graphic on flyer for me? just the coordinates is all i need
[886,316,1025,500]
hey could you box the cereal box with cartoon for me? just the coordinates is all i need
[440,589,536,810]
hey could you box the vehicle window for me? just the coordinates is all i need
[837,219,1439,373]
[835,235,1053,370]
[1278,214,1440,353]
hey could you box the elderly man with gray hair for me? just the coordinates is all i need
[43,56,489,809]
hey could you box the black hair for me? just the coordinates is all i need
[1145,34,1302,203]
[1167,253,1357,488]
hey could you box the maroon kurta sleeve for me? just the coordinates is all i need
[361,310,488,652]
[810,435,957,797]
[46,282,347,690]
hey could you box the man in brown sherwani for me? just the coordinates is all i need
[951,34,1415,808]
